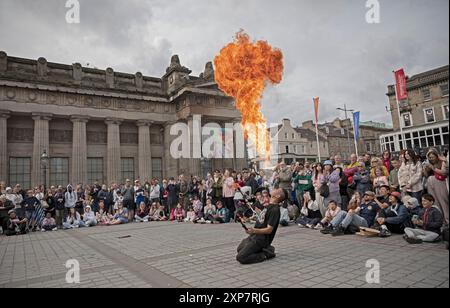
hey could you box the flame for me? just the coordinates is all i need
[214,31,284,160]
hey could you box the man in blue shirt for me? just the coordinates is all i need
[329,191,380,236]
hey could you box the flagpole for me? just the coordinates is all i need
[393,70,406,150]
[314,98,321,162]
[352,112,359,158]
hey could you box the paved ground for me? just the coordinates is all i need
[0,222,448,288]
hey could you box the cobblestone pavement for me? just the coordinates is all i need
[0,222,448,288]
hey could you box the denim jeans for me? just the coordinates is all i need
[135,215,149,222]
[79,219,97,227]
[331,211,368,229]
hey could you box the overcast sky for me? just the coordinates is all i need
[0,0,448,126]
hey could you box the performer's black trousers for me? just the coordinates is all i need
[236,237,267,264]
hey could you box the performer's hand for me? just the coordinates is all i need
[246,228,255,235]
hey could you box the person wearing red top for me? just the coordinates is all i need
[382,150,393,173]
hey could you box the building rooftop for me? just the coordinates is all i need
[387,65,449,96]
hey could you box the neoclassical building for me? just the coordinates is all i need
[0,51,246,189]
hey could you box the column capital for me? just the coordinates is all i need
[0,110,10,119]
[32,113,52,121]
[105,118,123,126]
[71,115,90,123]
[136,120,154,127]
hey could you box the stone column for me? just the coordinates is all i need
[163,122,178,178]
[71,116,89,185]
[188,116,201,177]
[0,111,10,183]
[105,118,122,185]
[137,120,153,181]
[32,113,52,188]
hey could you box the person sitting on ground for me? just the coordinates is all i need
[374,185,390,209]
[110,202,129,225]
[192,195,203,220]
[96,201,111,226]
[213,201,230,223]
[0,194,14,232]
[4,210,28,236]
[41,212,57,232]
[279,202,290,227]
[63,207,81,229]
[317,200,341,231]
[80,205,97,227]
[153,203,168,221]
[184,206,196,223]
[403,194,444,244]
[202,198,216,223]
[297,192,322,228]
[373,191,409,237]
[135,202,150,222]
[173,203,185,222]
[326,191,381,236]
[403,196,421,220]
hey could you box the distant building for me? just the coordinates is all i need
[380,65,449,155]
[250,118,328,169]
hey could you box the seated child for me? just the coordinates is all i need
[41,212,57,231]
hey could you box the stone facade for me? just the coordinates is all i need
[381,65,449,154]
[0,52,246,188]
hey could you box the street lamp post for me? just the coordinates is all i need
[40,150,49,190]
[337,104,355,159]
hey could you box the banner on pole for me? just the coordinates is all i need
[394,69,408,101]
[313,97,319,124]
[353,111,360,141]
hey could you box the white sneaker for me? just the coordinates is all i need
[298,224,306,228]
[143,219,148,222]
[314,224,323,230]
[41,228,46,232]
[306,224,314,229]
[52,227,58,231]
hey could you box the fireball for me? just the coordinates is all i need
[214,31,284,161]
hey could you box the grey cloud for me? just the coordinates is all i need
[0,0,448,125]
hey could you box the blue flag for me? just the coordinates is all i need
[353,112,360,141]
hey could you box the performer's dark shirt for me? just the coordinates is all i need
[252,204,280,247]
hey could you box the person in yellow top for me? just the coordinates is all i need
[370,157,389,181]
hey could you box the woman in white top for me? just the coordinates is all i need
[402,149,423,202]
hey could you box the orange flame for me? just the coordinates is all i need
[214,31,284,161]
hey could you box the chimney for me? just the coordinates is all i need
[282,118,291,127]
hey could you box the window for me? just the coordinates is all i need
[325,127,329,134]
[49,158,69,187]
[424,108,435,123]
[402,113,413,127]
[9,158,31,189]
[422,88,432,101]
[121,158,134,183]
[366,143,372,152]
[441,84,449,97]
[152,158,163,180]
[285,145,289,153]
[293,145,297,153]
[292,133,295,139]
[443,105,449,120]
[340,128,345,135]
[87,158,103,184]
[284,133,288,139]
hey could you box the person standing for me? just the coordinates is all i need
[424,148,449,225]
[403,149,423,202]
[121,179,135,222]
[320,160,342,207]
[222,169,236,221]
